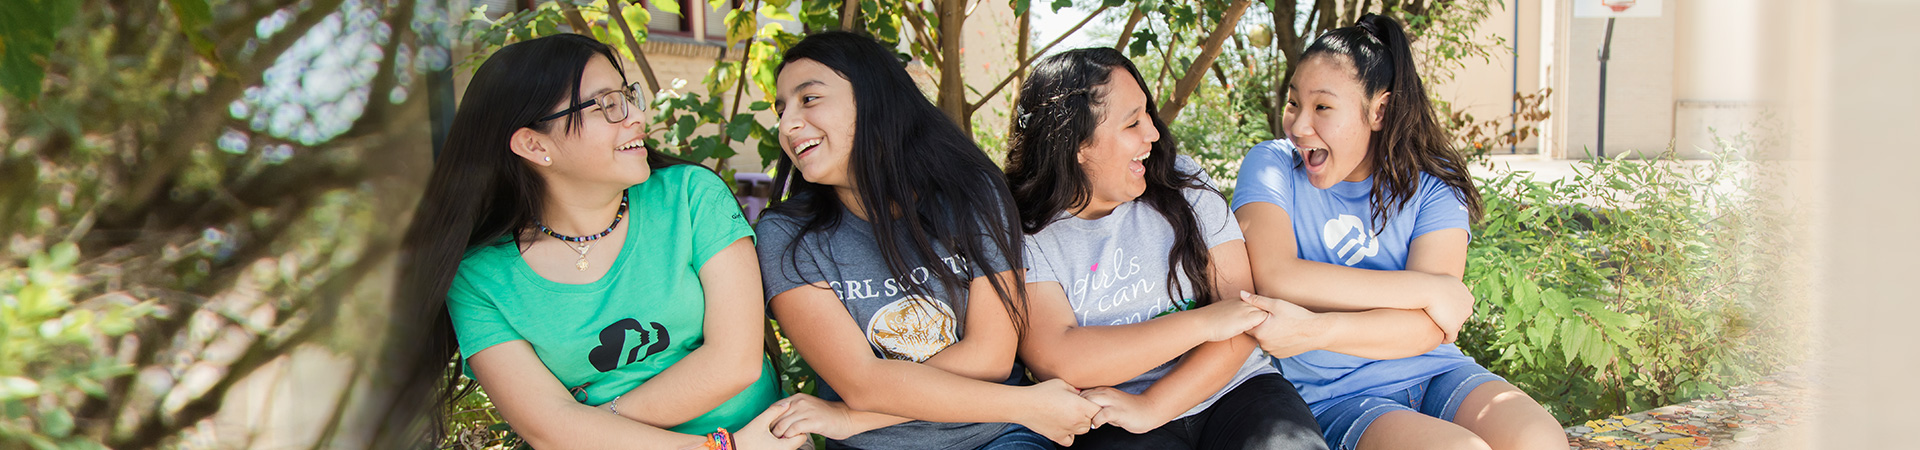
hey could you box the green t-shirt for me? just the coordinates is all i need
[447,164,779,435]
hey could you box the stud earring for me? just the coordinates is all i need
[543,156,551,163]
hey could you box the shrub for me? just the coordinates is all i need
[1457,140,1804,424]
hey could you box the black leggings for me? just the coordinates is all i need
[1067,374,1327,450]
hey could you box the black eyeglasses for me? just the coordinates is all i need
[528,82,645,128]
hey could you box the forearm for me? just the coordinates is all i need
[828,358,1032,424]
[923,337,1016,381]
[1315,309,1445,360]
[507,389,710,450]
[606,345,763,427]
[1252,259,1450,312]
[1024,312,1212,388]
[922,273,1020,381]
[1134,335,1257,419]
[842,408,915,434]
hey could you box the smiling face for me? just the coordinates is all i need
[1076,67,1160,213]
[1283,55,1389,189]
[774,58,859,189]
[522,54,652,188]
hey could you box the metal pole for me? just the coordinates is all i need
[1597,17,1615,159]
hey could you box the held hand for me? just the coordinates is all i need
[1015,378,1101,446]
[1422,278,1474,343]
[1190,297,1270,342]
[1239,291,1330,359]
[735,398,809,450]
[1078,387,1174,434]
[767,393,857,440]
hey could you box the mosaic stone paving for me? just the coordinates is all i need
[1565,370,1812,450]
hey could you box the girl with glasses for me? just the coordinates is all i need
[388,33,804,450]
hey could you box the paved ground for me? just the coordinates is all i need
[1565,368,1813,450]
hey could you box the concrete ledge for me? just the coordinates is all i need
[1566,369,1811,450]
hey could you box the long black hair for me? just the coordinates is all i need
[376,33,688,445]
[1301,13,1484,228]
[765,31,1028,338]
[1003,47,1222,308]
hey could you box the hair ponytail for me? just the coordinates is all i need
[1301,13,1483,230]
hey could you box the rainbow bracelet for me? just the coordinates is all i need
[703,428,733,450]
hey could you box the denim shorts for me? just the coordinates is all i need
[1312,363,1504,450]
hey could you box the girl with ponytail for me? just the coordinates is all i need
[1230,14,1568,450]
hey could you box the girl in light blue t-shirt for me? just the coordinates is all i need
[1229,14,1566,450]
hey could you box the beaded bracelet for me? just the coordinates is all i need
[703,428,733,450]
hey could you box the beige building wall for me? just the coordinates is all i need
[1449,0,1779,160]
[1426,0,1545,154]
[1672,0,1772,158]
[1555,0,1677,159]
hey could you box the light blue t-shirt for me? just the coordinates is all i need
[1026,156,1278,420]
[1229,139,1476,414]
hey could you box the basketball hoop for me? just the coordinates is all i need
[1602,0,1637,13]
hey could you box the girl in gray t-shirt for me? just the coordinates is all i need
[753,32,1103,450]
[1003,47,1327,450]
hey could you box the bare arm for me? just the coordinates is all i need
[769,283,1098,444]
[1083,241,1266,431]
[467,341,803,450]
[1237,202,1470,343]
[920,270,1022,381]
[1016,277,1264,388]
[1128,241,1263,418]
[771,270,1023,438]
[1236,202,1467,311]
[593,238,769,427]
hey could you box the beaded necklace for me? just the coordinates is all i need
[535,191,629,271]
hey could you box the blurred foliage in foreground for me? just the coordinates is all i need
[2,0,442,446]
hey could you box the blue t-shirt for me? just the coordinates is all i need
[1229,139,1476,414]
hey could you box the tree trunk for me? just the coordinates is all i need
[606,0,664,94]
[1158,0,1251,123]
[841,0,859,31]
[1115,7,1145,50]
[936,0,968,129]
[1016,11,1030,89]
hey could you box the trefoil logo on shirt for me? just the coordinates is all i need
[1321,214,1380,266]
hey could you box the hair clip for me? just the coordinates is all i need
[1016,106,1031,129]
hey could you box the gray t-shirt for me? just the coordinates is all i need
[757,207,1021,450]
[1022,156,1278,419]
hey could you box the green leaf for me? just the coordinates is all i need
[0,377,41,401]
[1541,288,1572,319]
[166,0,221,65]
[38,407,73,438]
[758,2,797,22]
[1013,0,1031,16]
[725,114,757,141]
[749,101,771,111]
[725,9,756,49]
[1050,0,1073,13]
[657,0,683,17]
[672,115,697,141]
[1526,311,1556,350]
[1582,333,1614,370]
[0,0,78,101]
[1127,29,1157,57]
[1560,318,1585,365]
[758,135,784,169]
[623,4,654,40]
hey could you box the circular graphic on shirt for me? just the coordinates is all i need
[1322,214,1380,266]
[865,296,959,362]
